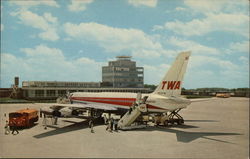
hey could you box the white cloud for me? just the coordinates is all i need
[43,13,58,23]
[9,0,60,8]
[189,55,238,70]
[20,44,63,57]
[239,56,249,65]
[1,45,104,87]
[167,37,220,55]
[155,13,249,37]
[229,41,249,53]
[11,10,59,41]
[238,56,249,71]
[184,0,249,15]
[38,28,59,41]
[64,22,166,58]
[132,50,161,58]
[183,0,226,14]
[17,10,50,30]
[185,55,249,88]
[1,6,3,31]
[141,53,246,88]
[128,0,157,7]
[68,0,93,12]
[175,7,186,11]
[143,64,170,84]
[153,0,249,40]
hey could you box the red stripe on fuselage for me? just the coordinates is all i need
[71,97,135,101]
[71,97,166,110]
[72,97,133,106]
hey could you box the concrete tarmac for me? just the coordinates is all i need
[0,97,249,158]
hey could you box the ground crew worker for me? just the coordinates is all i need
[4,120,10,135]
[52,116,58,125]
[11,119,19,135]
[43,114,47,130]
[89,119,94,133]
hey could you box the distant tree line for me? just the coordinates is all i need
[144,84,250,97]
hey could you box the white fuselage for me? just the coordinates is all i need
[70,92,191,113]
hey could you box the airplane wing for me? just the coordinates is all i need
[36,102,118,111]
[190,97,216,102]
[54,103,118,111]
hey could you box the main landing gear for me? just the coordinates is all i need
[165,108,184,126]
[154,108,184,126]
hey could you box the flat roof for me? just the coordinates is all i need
[21,87,150,90]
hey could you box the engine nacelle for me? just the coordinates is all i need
[40,107,62,117]
[59,107,78,117]
[40,107,54,116]
[58,107,72,117]
[40,107,79,117]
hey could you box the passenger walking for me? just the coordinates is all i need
[89,119,94,133]
[113,119,118,132]
[106,119,111,131]
[110,117,114,132]
[4,120,10,135]
[11,119,19,135]
[106,119,109,130]
[103,114,108,125]
[129,107,132,114]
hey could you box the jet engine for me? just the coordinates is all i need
[40,107,55,117]
[58,107,79,117]
[40,107,79,117]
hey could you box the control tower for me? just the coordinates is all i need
[102,56,144,88]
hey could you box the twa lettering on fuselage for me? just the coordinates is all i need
[161,81,181,90]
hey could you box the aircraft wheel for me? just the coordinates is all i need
[72,110,78,116]
[181,119,184,124]
[177,119,184,125]
[163,120,169,126]
[170,120,174,125]
[52,110,61,117]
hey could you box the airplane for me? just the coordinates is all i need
[40,51,202,128]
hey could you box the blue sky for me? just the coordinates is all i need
[1,0,249,89]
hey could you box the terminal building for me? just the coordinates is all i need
[19,56,148,100]
[22,81,100,99]
[21,81,150,100]
[102,56,144,88]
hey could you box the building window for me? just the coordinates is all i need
[58,90,66,96]
[47,90,56,97]
[35,90,44,97]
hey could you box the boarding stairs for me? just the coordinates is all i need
[118,103,147,129]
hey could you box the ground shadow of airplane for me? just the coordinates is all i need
[34,119,241,144]
[135,125,242,144]
[33,119,103,139]
[185,120,219,122]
